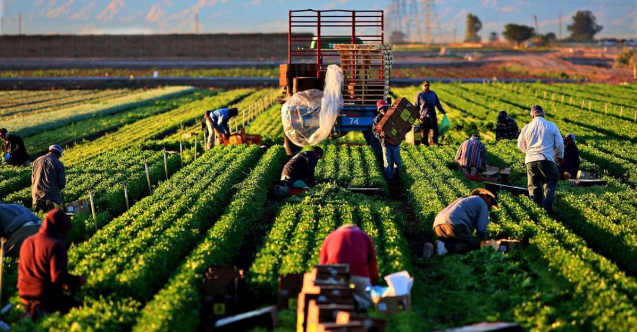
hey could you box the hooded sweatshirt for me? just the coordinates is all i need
[18,209,82,300]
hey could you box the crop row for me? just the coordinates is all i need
[22,90,214,157]
[0,89,140,120]
[5,86,195,138]
[133,145,287,332]
[315,144,387,189]
[401,145,637,330]
[12,144,263,331]
[61,88,255,166]
[248,184,411,303]
[4,148,180,222]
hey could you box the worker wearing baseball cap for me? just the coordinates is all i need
[372,100,402,186]
[426,188,497,257]
[31,145,66,212]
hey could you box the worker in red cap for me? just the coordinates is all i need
[372,100,402,186]
[18,209,87,318]
[319,224,378,311]
[31,144,66,212]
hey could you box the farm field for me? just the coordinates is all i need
[1,82,637,331]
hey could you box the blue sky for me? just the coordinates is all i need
[0,0,635,41]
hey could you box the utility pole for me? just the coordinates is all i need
[558,11,562,41]
[453,28,456,44]
[533,14,539,35]
[18,13,21,35]
[424,0,431,46]
[195,13,199,34]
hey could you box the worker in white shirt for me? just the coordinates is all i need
[517,105,564,216]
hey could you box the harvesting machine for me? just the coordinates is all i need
[279,9,393,155]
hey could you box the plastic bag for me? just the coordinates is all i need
[439,114,450,136]
[282,64,343,147]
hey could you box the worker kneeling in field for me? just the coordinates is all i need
[455,134,487,176]
[0,202,42,259]
[431,188,497,255]
[18,209,87,319]
[556,133,579,180]
[495,110,520,140]
[319,224,378,311]
[280,146,323,189]
[203,107,239,150]
[1,128,31,167]
[372,100,402,185]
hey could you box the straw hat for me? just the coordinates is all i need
[470,188,497,206]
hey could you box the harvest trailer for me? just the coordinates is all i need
[279,9,393,155]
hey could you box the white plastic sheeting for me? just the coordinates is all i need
[281,64,344,147]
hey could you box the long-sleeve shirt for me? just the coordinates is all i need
[31,153,66,205]
[0,203,41,238]
[18,209,82,300]
[455,138,487,170]
[281,151,319,185]
[433,196,490,239]
[495,117,520,140]
[371,113,397,147]
[319,226,379,285]
[207,108,232,136]
[2,134,30,166]
[517,117,564,164]
[414,90,445,122]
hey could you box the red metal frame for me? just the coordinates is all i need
[288,9,384,68]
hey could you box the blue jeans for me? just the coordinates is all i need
[382,144,402,180]
[526,160,559,209]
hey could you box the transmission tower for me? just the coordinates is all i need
[386,0,442,44]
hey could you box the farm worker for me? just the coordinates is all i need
[495,110,520,140]
[203,107,239,150]
[31,145,66,213]
[280,146,323,189]
[431,188,497,255]
[319,224,378,311]
[0,202,42,259]
[372,100,402,185]
[517,105,564,215]
[18,209,87,318]
[414,81,446,146]
[557,133,580,180]
[455,134,487,176]
[1,128,31,167]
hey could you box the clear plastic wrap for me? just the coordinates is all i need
[282,64,343,147]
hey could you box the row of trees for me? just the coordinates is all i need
[465,10,603,46]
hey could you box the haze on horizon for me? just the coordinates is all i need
[0,0,635,42]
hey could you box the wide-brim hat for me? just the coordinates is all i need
[470,188,497,206]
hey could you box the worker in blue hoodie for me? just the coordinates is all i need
[203,107,239,150]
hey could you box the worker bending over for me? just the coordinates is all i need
[18,209,87,318]
[518,105,564,215]
[557,133,579,180]
[0,202,42,258]
[495,111,520,140]
[372,100,402,185]
[280,146,323,189]
[203,107,239,150]
[455,134,487,176]
[319,224,378,311]
[32,145,66,212]
[1,128,31,167]
[432,188,497,255]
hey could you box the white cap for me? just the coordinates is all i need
[49,144,63,156]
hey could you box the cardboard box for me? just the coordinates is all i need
[65,199,90,215]
[482,166,500,178]
[375,97,419,145]
[372,294,410,316]
[577,170,597,179]
[480,239,522,252]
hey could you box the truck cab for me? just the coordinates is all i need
[280,9,391,155]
